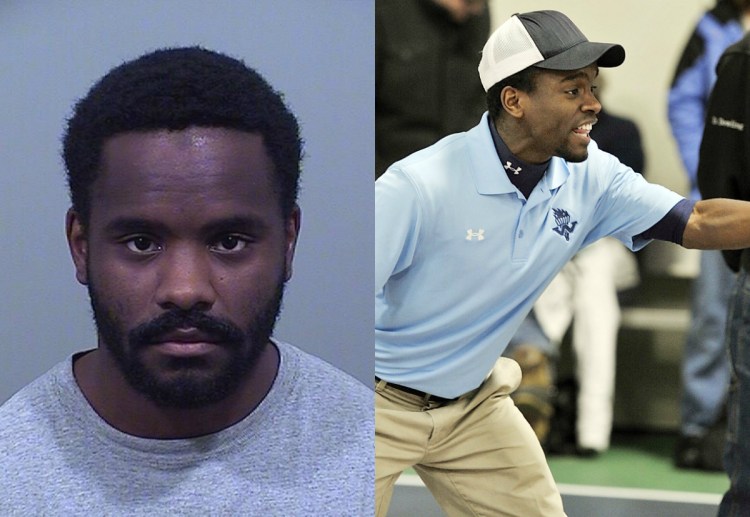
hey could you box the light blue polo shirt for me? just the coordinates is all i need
[375,112,683,398]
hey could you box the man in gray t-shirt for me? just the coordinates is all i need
[0,47,373,515]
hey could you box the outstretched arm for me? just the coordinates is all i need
[682,198,750,250]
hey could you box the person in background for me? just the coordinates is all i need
[0,47,373,515]
[667,0,750,471]
[376,0,489,178]
[697,29,750,516]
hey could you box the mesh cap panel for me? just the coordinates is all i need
[478,16,543,91]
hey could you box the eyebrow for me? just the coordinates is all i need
[559,68,599,83]
[200,216,272,236]
[103,215,272,236]
[103,217,168,236]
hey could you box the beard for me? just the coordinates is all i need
[87,276,285,410]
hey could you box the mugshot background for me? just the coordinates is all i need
[0,0,374,403]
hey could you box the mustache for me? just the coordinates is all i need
[129,309,245,347]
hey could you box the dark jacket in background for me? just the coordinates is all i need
[697,32,750,272]
[376,0,489,178]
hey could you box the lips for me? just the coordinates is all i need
[151,328,220,356]
[158,328,217,343]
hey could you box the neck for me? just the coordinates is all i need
[494,118,550,165]
[73,342,279,439]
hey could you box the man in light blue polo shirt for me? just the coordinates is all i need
[376,9,750,516]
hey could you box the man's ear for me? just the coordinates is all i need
[66,209,89,285]
[500,86,525,120]
[283,204,301,282]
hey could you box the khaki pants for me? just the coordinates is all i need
[375,358,566,517]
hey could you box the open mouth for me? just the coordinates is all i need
[572,122,593,141]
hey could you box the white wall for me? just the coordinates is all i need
[0,0,374,403]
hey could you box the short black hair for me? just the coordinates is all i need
[63,46,302,225]
[486,66,541,120]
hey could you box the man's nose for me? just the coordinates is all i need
[154,246,216,312]
[584,89,602,114]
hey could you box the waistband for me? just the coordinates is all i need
[375,377,457,404]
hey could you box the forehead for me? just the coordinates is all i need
[539,64,599,85]
[91,127,280,220]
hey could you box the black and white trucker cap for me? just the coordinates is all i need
[478,10,625,91]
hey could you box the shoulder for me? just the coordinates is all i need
[0,359,70,430]
[397,131,472,175]
[275,341,372,411]
[271,341,373,485]
[377,132,474,216]
[0,359,74,508]
[720,32,750,66]
[386,117,489,188]
[699,6,744,48]
[272,341,373,446]
[0,359,77,462]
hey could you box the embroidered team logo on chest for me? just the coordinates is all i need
[551,208,578,242]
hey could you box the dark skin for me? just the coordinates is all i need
[66,127,300,439]
[494,63,750,251]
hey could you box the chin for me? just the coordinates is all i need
[558,149,589,163]
[120,354,242,408]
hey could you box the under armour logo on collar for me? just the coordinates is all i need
[551,208,578,241]
[504,161,522,175]
[466,229,485,241]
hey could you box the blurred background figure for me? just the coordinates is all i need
[505,73,645,456]
[667,0,750,471]
[375,0,489,178]
[696,26,750,515]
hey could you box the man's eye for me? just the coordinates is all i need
[125,236,161,254]
[211,235,249,253]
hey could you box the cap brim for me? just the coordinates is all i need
[535,41,625,71]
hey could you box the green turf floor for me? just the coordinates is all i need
[547,431,730,494]
[400,431,730,495]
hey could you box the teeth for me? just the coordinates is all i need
[578,123,592,131]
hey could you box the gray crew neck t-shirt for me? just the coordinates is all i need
[0,340,374,516]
